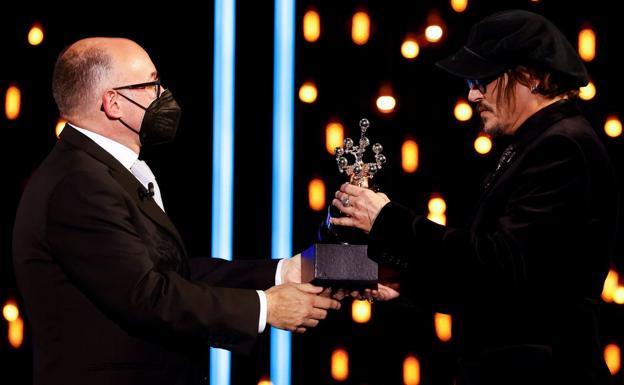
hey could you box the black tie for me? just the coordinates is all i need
[484,144,516,190]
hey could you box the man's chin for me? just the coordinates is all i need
[482,124,503,137]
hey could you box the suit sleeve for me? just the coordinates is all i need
[368,134,587,309]
[188,257,278,290]
[46,170,260,354]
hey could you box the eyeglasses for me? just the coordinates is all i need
[466,76,497,94]
[113,79,161,99]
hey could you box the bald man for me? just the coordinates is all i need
[12,37,339,385]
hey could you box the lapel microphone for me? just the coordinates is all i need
[139,183,155,200]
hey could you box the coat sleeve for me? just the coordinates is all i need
[368,134,588,309]
[46,170,260,354]
[188,257,279,290]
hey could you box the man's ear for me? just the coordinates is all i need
[100,90,122,119]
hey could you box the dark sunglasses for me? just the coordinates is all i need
[466,75,498,94]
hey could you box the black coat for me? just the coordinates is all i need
[368,100,618,385]
[12,125,278,385]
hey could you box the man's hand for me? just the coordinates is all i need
[265,283,341,333]
[331,183,390,233]
[348,283,400,302]
[370,283,400,301]
[281,253,302,284]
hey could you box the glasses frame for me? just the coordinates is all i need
[113,79,161,99]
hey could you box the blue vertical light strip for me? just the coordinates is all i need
[271,0,295,384]
[211,0,235,384]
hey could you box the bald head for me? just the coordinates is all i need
[52,38,155,120]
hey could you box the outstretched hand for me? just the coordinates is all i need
[348,283,400,302]
[265,283,341,333]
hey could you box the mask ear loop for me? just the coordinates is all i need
[116,92,149,110]
[99,90,149,114]
[115,92,150,137]
[100,92,145,137]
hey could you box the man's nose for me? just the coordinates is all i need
[467,88,482,103]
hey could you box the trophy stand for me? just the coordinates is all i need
[302,118,386,290]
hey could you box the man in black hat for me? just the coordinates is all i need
[331,10,617,385]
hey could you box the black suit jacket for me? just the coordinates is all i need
[12,125,279,385]
[368,101,618,385]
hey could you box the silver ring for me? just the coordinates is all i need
[342,196,350,207]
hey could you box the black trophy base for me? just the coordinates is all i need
[301,243,377,290]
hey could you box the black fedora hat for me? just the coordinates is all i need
[437,10,588,89]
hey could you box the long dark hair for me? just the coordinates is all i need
[491,66,580,113]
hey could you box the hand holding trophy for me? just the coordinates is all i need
[301,118,387,294]
[319,118,386,244]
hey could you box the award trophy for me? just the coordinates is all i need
[301,118,386,290]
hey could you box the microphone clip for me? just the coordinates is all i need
[139,182,155,200]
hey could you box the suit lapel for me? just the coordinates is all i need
[109,166,187,253]
[59,125,186,253]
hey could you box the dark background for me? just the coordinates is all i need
[1,1,622,384]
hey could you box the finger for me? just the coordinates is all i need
[334,191,354,209]
[301,319,320,328]
[371,290,384,300]
[313,296,341,310]
[379,282,400,290]
[334,191,350,204]
[294,327,307,333]
[332,289,347,300]
[331,197,347,211]
[332,199,355,215]
[377,284,400,300]
[297,283,324,294]
[378,287,393,300]
[330,215,356,227]
[350,290,362,299]
[340,183,365,196]
[309,308,328,320]
[319,287,332,298]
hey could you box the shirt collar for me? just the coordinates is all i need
[69,124,139,170]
